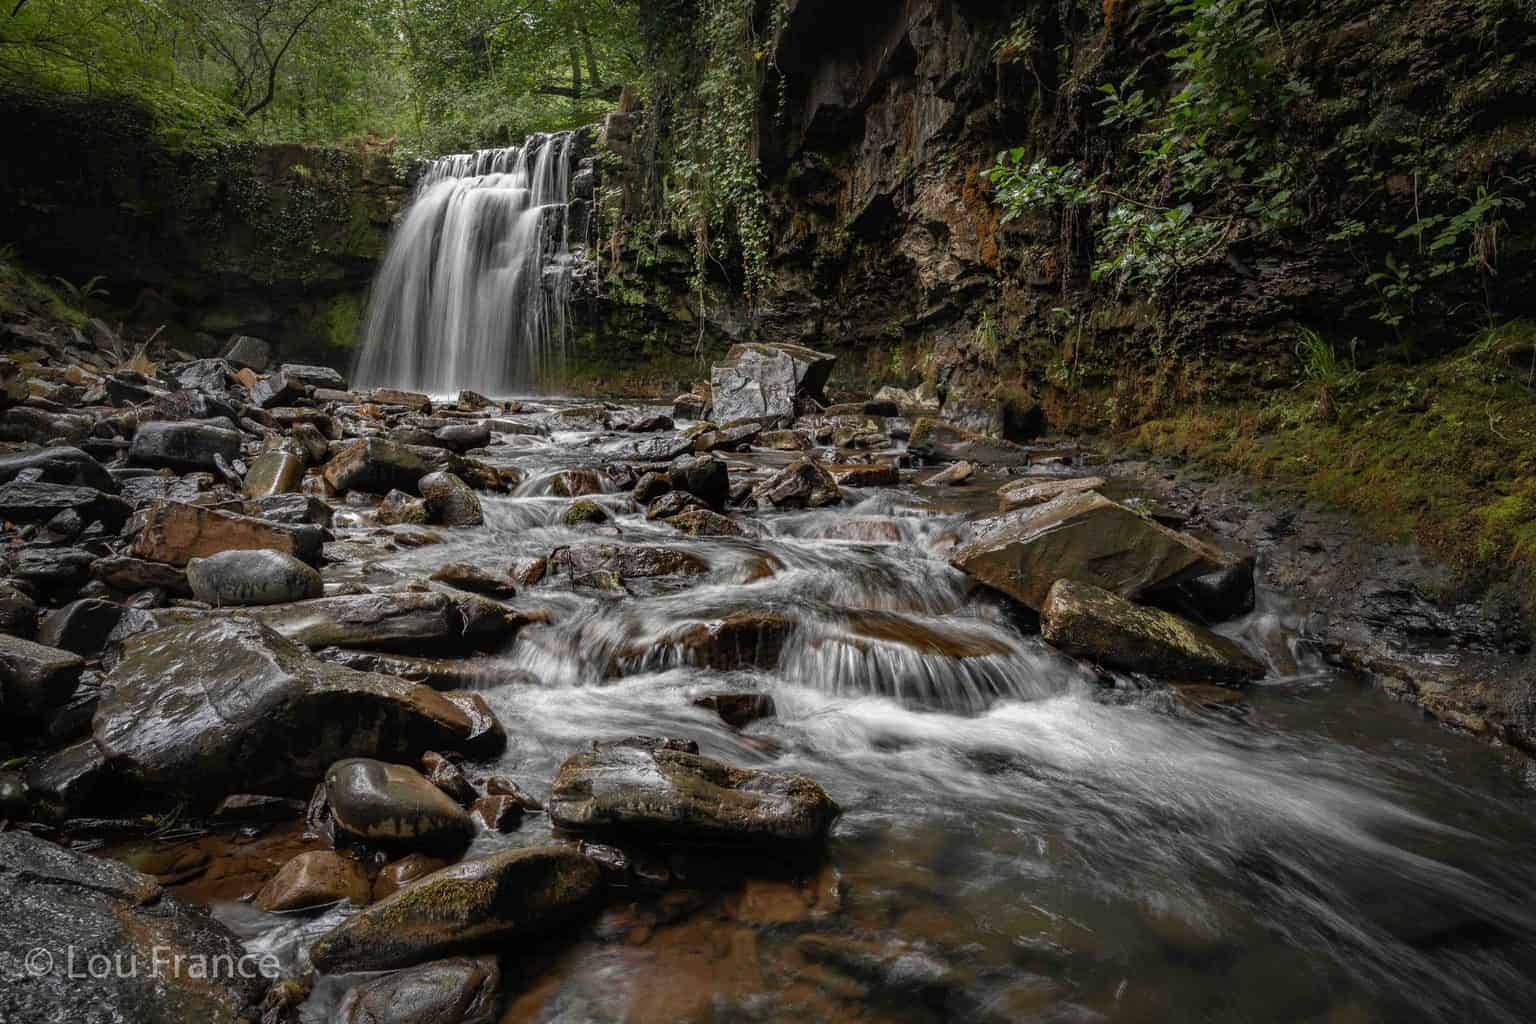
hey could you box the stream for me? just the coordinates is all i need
[113,399,1536,1024]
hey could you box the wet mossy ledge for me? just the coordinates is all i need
[0,90,411,368]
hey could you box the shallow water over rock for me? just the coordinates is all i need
[102,398,1536,1023]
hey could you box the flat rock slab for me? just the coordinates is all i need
[548,738,839,846]
[950,490,1222,611]
[1041,579,1265,684]
[0,832,265,1024]
[309,845,602,973]
[132,500,324,567]
[93,617,474,802]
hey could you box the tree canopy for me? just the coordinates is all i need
[0,0,645,153]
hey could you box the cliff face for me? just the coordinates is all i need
[0,92,411,366]
[585,0,1536,408]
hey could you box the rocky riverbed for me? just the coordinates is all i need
[0,337,1534,1022]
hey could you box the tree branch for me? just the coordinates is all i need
[243,0,326,118]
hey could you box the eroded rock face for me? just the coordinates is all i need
[186,549,323,607]
[93,617,474,802]
[710,343,836,423]
[950,490,1222,611]
[309,845,603,973]
[326,758,474,854]
[337,956,500,1024]
[0,832,266,1024]
[1040,579,1265,684]
[548,738,839,846]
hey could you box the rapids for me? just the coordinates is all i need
[200,400,1536,1023]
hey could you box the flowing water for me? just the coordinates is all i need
[170,403,1536,1023]
[351,137,579,395]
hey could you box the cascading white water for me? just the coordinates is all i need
[351,133,578,396]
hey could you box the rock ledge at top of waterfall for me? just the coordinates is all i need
[710,343,836,424]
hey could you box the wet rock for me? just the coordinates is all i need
[0,407,92,444]
[508,557,547,586]
[667,453,730,511]
[1041,579,1265,684]
[796,933,969,1001]
[694,693,777,729]
[549,406,610,431]
[281,364,346,391]
[309,845,603,973]
[0,446,116,492]
[132,500,324,567]
[325,438,437,495]
[254,591,518,652]
[0,832,265,1024]
[617,413,674,433]
[758,429,812,451]
[1147,533,1257,624]
[250,370,302,409]
[326,758,474,854]
[430,562,517,598]
[562,499,610,526]
[951,490,1223,611]
[550,468,605,497]
[825,462,900,487]
[908,418,1031,467]
[0,771,26,818]
[549,739,838,845]
[0,580,40,636]
[336,955,500,1024]
[433,423,491,454]
[646,490,709,520]
[245,492,334,528]
[255,850,371,912]
[0,480,130,528]
[665,509,746,537]
[92,555,191,595]
[485,776,543,811]
[372,388,433,411]
[0,633,83,726]
[242,450,304,497]
[419,471,483,527]
[36,598,123,657]
[691,420,762,453]
[129,420,242,472]
[553,543,708,581]
[378,489,430,525]
[754,459,843,509]
[186,550,324,607]
[224,335,272,371]
[632,471,672,503]
[470,795,523,833]
[922,461,975,486]
[374,853,450,901]
[93,617,475,802]
[24,739,110,818]
[212,793,306,823]
[11,547,95,600]
[422,751,477,805]
[997,475,1106,512]
[439,691,508,759]
[710,343,835,423]
[874,383,942,416]
[661,612,792,671]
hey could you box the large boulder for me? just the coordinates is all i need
[0,833,267,1024]
[0,634,83,726]
[548,738,839,846]
[907,418,1032,467]
[710,343,835,423]
[419,471,484,527]
[667,453,730,511]
[186,550,324,607]
[753,460,843,509]
[132,501,324,566]
[92,617,476,802]
[280,363,347,390]
[950,490,1223,611]
[336,956,500,1024]
[325,758,474,854]
[308,845,603,973]
[129,420,242,472]
[324,438,439,495]
[0,446,116,492]
[1040,579,1265,684]
[242,449,305,498]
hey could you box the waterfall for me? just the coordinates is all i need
[352,132,578,396]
